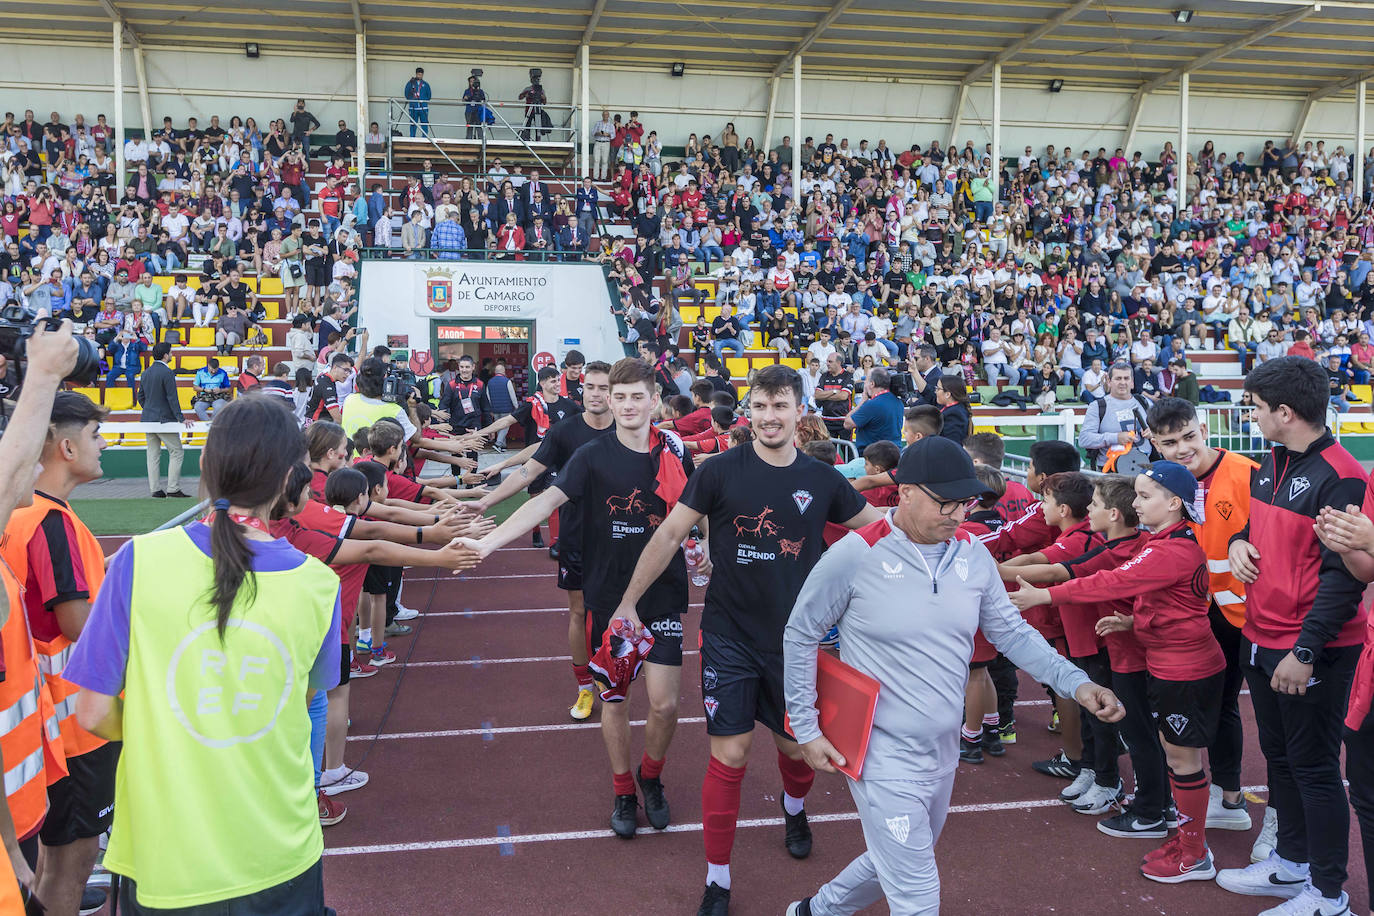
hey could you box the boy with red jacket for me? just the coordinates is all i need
[1217,357,1367,915]
[1014,461,1225,885]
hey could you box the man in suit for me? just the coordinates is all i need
[526,215,554,262]
[523,188,554,231]
[520,169,547,207]
[494,185,525,230]
[557,220,587,261]
[139,341,194,498]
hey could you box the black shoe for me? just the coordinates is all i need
[79,886,106,916]
[637,768,670,830]
[610,793,638,839]
[785,899,813,916]
[532,530,545,549]
[151,490,167,498]
[780,797,812,859]
[696,883,730,916]
[959,735,984,764]
[548,539,560,561]
[981,726,1005,757]
[166,489,192,498]
[1031,749,1081,779]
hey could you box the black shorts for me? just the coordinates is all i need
[588,608,683,668]
[40,740,120,846]
[363,564,395,595]
[339,642,351,685]
[1147,671,1224,748]
[557,551,583,592]
[304,263,330,287]
[699,630,789,739]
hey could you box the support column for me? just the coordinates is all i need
[1177,73,1189,219]
[113,22,125,196]
[948,84,967,151]
[792,55,801,202]
[991,62,1002,197]
[580,43,590,178]
[133,47,152,143]
[761,76,779,156]
[355,32,368,188]
[1356,79,1367,204]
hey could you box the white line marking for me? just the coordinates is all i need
[324,785,1273,856]
[399,650,701,669]
[409,572,555,581]
[423,603,705,618]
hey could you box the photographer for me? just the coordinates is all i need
[463,75,488,140]
[518,71,549,142]
[0,318,78,904]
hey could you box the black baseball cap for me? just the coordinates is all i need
[893,437,990,500]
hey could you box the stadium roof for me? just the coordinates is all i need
[18,0,1374,100]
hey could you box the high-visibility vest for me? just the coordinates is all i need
[1191,448,1258,629]
[0,847,22,916]
[0,495,108,757]
[340,394,403,444]
[0,563,65,839]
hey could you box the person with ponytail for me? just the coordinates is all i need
[66,396,342,914]
[270,463,480,819]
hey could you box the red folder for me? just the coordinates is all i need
[785,649,881,780]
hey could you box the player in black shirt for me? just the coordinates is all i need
[476,362,614,720]
[305,353,354,423]
[465,358,693,838]
[558,349,586,406]
[816,352,855,440]
[612,364,881,916]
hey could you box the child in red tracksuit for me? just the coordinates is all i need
[958,464,1009,764]
[1013,461,1225,886]
[1000,472,1100,778]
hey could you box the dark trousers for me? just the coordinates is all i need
[1208,605,1246,792]
[1075,650,1121,787]
[117,858,330,915]
[384,565,403,626]
[988,653,1018,726]
[1243,638,1359,898]
[1111,669,1169,820]
[1344,707,1374,914]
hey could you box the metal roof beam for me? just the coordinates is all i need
[581,0,608,46]
[350,0,362,32]
[961,0,1095,87]
[1302,63,1374,105]
[97,0,140,47]
[772,0,856,79]
[1138,4,1316,93]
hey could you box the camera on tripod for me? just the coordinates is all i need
[469,67,483,90]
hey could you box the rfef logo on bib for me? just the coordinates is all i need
[165,619,295,749]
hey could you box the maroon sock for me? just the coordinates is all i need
[612,770,635,796]
[1169,768,1209,858]
[702,757,746,865]
[572,664,593,689]
[640,753,665,781]
[777,748,815,800]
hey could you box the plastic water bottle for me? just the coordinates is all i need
[684,538,709,587]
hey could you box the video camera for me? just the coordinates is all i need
[0,305,102,385]
[469,67,483,89]
[381,365,419,404]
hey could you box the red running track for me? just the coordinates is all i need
[305,545,1370,916]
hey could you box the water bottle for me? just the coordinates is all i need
[684,537,709,587]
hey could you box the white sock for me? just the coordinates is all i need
[359,628,373,645]
[1277,856,1309,877]
[783,792,805,817]
[323,765,346,781]
[706,863,730,889]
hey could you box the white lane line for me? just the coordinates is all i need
[348,699,1057,742]
[409,572,555,581]
[399,650,702,669]
[423,602,705,618]
[324,785,1272,856]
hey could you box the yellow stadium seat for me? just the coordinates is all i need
[735,386,749,402]
[177,388,194,409]
[104,387,135,411]
[752,355,779,369]
[179,355,207,371]
[258,278,283,295]
[1354,385,1372,403]
[188,327,214,348]
[72,386,101,403]
[220,356,239,370]
[726,357,750,377]
[679,306,701,324]
[262,301,281,320]
[781,358,803,370]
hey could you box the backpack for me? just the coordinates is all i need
[1085,395,1159,468]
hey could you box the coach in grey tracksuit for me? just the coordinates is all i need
[783,438,1124,916]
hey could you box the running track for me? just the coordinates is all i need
[109,536,1368,916]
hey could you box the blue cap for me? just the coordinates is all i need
[1141,460,1200,522]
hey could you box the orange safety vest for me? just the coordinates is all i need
[0,848,22,916]
[0,495,108,759]
[1190,448,1257,629]
[0,562,65,839]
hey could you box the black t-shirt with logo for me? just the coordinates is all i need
[555,433,694,616]
[305,374,339,421]
[680,444,867,651]
[511,395,580,446]
[530,413,616,559]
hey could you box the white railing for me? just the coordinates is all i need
[100,421,211,449]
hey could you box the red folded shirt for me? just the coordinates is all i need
[588,618,656,702]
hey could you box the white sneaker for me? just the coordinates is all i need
[321,769,370,796]
[1072,781,1124,815]
[1059,767,1096,802]
[1216,853,1308,899]
[1257,885,1350,916]
[1207,783,1253,831]
[1252,805,1279,863]
[394,602,419,621]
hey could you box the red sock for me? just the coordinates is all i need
[547,511,560,542]
[640,753,665,781]
[777,749,815,800]
[572,664,593,689]
[1169,769,1209,858]
[702,757,746,865]
[613,770,635,796]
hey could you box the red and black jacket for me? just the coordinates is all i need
[1234,431,1368,651]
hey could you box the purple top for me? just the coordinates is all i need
[65,523,341,696]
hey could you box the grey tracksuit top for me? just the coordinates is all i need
[783,510,1091,782]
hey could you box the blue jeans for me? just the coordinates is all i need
[309,688,328,787]
[323,215,341,239]
[974,200,993,222]
[150,250,181,273]
[757,289,781,320]
[1230,341,1257,372]
[877,338,899,360]
[1060,367,1084,383]
[699,245,723,271]
[713,338,745,360]
[408,104,430,137]
[108,362,139,388]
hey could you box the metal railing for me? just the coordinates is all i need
[358,245,598,262]
[385,96,576,177]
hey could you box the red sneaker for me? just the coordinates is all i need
[318,788,347,826]
[350,658,378,679]
[371,643,397,666]
[1141,832,1182,865]
[1141,845,1216,884]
